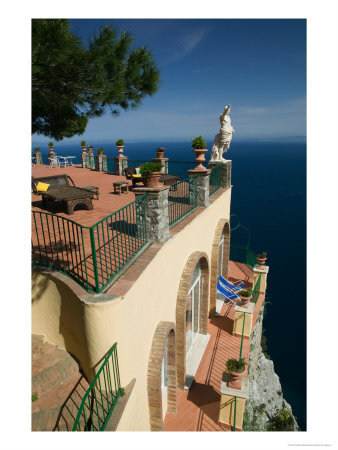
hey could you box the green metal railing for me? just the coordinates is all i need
[232,299,247,432]
[72,343,121,431]
[168,176,198,226]
[105,157,116,173]
[229,214,257,269]
[251,274,262,304]
[209,164,222,196]
[32,195,148,293]
[167,160,196,179]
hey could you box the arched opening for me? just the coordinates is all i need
[209,219,230,316]
[176,252,209,390]
[147,322,176,431]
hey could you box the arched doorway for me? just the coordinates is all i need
[147,322,177,431]
[175,252,209,390]
[209,219,230,316]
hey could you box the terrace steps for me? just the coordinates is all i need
[32,334,89,431]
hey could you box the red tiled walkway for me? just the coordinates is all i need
[163,261,265,431]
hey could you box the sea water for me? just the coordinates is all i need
[32,139,307,430]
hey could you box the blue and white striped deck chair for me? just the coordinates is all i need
[216,281,239,306]
[218,275,244,293]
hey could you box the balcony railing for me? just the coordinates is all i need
[168,176,198,226]
[167,160,196,180]
[32,195,148,293]
[72,343,122,431]
[209,164,222,196]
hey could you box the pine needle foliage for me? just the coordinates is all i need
[32,20,160,140]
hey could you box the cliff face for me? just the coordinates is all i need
[243,303,299,431]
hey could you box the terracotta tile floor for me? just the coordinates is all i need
[32,164,137,225]
[163,261,265,432]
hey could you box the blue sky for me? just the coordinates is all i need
[32,18,306,144]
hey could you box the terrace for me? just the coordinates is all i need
[31,159,225,293]
[31,157,266,432]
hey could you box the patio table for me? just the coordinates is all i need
[41,186,94,215]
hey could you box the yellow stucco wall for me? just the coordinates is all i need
[219,393,246,430]
[32,187,231,431]
[233,310,253,338]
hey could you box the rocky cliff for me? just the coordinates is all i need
[243,302,299,431]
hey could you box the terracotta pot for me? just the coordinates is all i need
[256,257,267,268]
[193,148,208,171]
[156,151,165,158]
[239,294,252,309]
[228,369,245,390]
[34,149,40,154]
[97,150,104,155]
[117,146,124,157]
[88,147,93,153]
[81,146,87,153]
[143,171,162,188]
[49,146,54,152]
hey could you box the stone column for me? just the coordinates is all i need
[208,160,232,188]
[133,186,171,244]
[95,154,107,172]
[188,169,210,207]
[84,150,94,169]
[115,156,128,176]
[81,152,87,168]
[152,157,168,174]
[34,152,42,165]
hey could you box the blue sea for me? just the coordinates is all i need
[32,139,307,430]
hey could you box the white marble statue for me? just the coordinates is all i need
[210,105,235,162]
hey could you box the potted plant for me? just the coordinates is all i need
[256,251,267,268]
[191,136,208,171]
[116,139,125,157]
[81,140,87,152]
[140,162,163,187]
[156,147,166,158]
[88,145,93,152]
[225,357,246,390]
[34,147,40,154]
[48,141,54,151]
[238,288,252,308]
[97,147,104,155]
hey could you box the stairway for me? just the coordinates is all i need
[32,335,89,431]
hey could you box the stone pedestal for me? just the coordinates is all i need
[96,154,107,172]
[152,157,168,174]
[81,152,87,168]
[218,371,249,430]
[208,160,232,188]
[188,169,210,207]
[34,152,42,165]
[86,151,95,169]
[232,301,255,338]
[115,156,128,176]
[133,186,171,244]
[253,265,269,294]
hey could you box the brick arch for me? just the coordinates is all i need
[175,251,209,390]
[147,321,177,431]
[209,219,230,316]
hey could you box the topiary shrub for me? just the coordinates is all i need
[116,139,124,146]
[225,357,246,373]
[140,162,162,177]
[191,135,207,149]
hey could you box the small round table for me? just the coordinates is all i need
[113,181,129,195]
